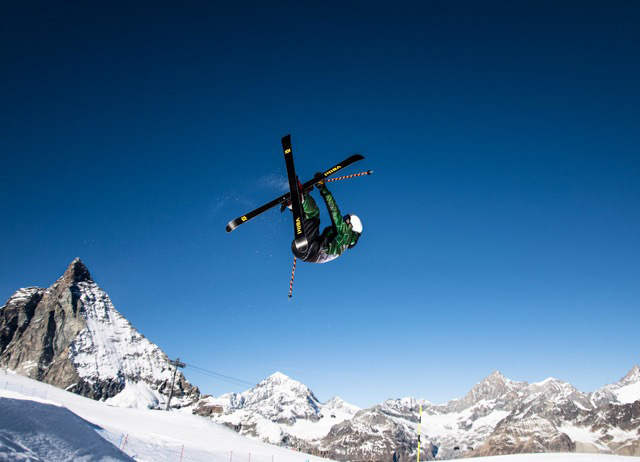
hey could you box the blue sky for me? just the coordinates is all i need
[1,1,639,407]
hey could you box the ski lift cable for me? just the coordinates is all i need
[184,365,253,387]
[183,367,252,388]
[180,362,256,388]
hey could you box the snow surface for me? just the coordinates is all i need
[287,407,357,440]
[70,281,175,385]
[103,381,166,409]
[614,381,640,404]
[557,424,607,451]
[533,378,558,386]
[0,391,132,461]
[0,370,335,462]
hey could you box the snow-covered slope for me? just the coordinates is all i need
[591,365,640,406]
[0,390,133,461]
[0,370,335,462]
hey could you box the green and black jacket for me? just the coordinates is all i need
[302,184,359,263]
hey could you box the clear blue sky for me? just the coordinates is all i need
[1,1,639,407]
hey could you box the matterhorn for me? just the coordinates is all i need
[0,258,199,409]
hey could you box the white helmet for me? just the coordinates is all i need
[347,214,363,233]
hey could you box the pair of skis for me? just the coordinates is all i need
[225,136,364,239]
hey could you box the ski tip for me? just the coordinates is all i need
[225,221,237,233]
[281,134,291,143]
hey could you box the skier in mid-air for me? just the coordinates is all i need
[286,174,363,263]
[225,135,368,297]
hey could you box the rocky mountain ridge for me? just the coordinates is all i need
[201,368,640,461]
[194,372,361,449]
[0,258,199,409]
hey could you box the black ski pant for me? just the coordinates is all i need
[291,216,324,261]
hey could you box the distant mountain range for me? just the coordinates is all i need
[194,367,640,461]
[1,259,638,461]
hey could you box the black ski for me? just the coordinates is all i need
[225,153,364,233]
[281,135,308,253]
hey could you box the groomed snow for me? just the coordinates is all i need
[0,370,335,462]
[0,392,132,461]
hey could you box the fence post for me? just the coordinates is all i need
[179,444,184,462]
[230,451,233,462]
[121,434,128,451]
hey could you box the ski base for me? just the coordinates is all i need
[282,135,308,254]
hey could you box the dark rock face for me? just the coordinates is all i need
[192,398,224,416]
[473,416,576,457]
[0,287,44,356]
[318,408,435,462]
[0,258,199,408]
[0,260,89,389]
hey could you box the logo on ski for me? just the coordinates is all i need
[295,217,303,235]
[324,165,342,176]
[241,216,247,222]
[284,148,292,154]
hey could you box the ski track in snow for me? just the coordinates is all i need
[0,370,333,462]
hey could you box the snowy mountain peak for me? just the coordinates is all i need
[265,371,293,383]
[622,364,640,383]
[210,372,323,426]
[449,370,528,412]
[530,377,572,389]
[0,259,199,409]
[255,372,317,398]
[473,370,520,393]
[488,370,508,381]
[324,396,361,414]
[591,364,640,406]
[59,257,93,284]
[528,377,579,401]
[533,377,557,386]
